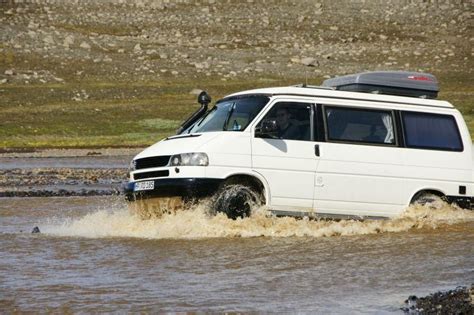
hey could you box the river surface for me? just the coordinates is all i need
[1,195,473,313]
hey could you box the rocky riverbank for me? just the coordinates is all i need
[0,168,126,197]
[0,148,137,197]
[402,285,474,314]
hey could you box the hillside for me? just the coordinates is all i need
[0,0,472,148]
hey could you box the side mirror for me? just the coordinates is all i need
[255,119,278,138]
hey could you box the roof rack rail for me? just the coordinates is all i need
[293,83,334,90]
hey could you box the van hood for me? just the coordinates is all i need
[134,132,222,159]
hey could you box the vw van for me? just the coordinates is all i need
[124,71,473,219]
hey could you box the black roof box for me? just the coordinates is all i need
[322,71,439,99]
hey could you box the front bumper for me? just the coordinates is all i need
[124,178,223,201]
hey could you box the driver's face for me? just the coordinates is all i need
[276,109,289,127]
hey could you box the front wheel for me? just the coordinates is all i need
[212,184,262,219]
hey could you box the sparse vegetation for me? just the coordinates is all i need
[0,0,472,149]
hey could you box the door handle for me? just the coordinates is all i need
[315,144,320,157]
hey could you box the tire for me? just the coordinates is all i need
[411,193,445,209]
[213,184,262,219]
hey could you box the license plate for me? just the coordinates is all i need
[134,181,155,191]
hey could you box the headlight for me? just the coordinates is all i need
[170,152,209,166]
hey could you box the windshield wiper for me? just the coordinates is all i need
[222,102,236,131]
[166,134,202,141]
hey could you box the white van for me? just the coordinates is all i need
[125,72,473,219]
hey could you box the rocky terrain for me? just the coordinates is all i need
[0,148,137,196]
[0,0,473,191]
[0,0,472,86]
[402,284,474,314]
[0,167,125,196]
[0,0,472,149]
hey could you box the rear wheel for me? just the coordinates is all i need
[213,184,262,219]
[411,192,445,209]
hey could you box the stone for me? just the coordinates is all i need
[43,35,55,45]
[5,69,14,76]
[133,43,142,52]
[189,88,203,95]
[194,62,207,69]
[301,57,317,67]
[290,57,300,63]
[80,42,91,50]
[63,35,74,47]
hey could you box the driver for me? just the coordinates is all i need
[276,107,300,140]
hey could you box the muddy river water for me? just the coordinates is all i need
[0,154,473,312]
[0,196,473,313]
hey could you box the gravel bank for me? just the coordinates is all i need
[0,150,132,196]
[402,285,474,314]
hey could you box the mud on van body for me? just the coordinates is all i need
[124,72,474,219]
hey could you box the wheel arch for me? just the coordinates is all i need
[222,172,269,205]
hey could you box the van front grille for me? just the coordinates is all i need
[133,170,169,180]
[134,156,171,170]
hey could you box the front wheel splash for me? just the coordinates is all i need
[211,184,263,219]
[128,197,185,220]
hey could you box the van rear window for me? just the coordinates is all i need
[402,112,463,151]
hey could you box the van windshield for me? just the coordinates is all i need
[188,95,269,133]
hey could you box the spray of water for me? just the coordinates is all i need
[41,197,474,239]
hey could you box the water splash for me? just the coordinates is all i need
[42,199,474,239]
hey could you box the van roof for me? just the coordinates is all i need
[225,86,453,109]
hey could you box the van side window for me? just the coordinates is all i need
[402,111,463,151]
[256,102,312,141]
[325,107,395,145]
